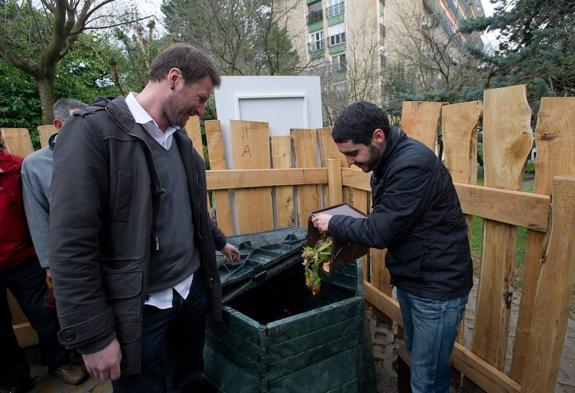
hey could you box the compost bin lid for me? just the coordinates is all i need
[215,227,307,304]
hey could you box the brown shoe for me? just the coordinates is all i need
[48,363,88,385]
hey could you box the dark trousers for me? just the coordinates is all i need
[112,273,209,393]
[0,257,67,387]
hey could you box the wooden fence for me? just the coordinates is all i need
[2,84,575,392]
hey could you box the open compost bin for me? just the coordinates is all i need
[203,227,376,393]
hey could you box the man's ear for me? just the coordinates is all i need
[372,128,386,145]
[167,68,182,87]
[53,118,63,129]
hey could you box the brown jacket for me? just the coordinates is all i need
[49,96,226,376]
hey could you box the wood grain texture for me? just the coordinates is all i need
[401,101,443,151]
[271,136,295,228]
[472,85,533,370]
[184,116,204,157]
[291,129,320,227]
[511,97,575,380]
[38,124,57,149]
[1,128,34,157]
[231,120,273,234]
[521,176,575,392]
[205,120,233,235]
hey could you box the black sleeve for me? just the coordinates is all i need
[49,115,116,352]
[328,164,435,249]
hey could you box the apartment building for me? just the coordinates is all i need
[280,0,484,111]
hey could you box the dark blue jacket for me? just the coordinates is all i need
[328,127,472,300]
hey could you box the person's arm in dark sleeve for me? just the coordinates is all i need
[49,117,116,354]
[328,165,434,249]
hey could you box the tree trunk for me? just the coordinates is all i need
[36,78,55,124]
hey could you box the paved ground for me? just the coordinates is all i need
[23,277,575,393]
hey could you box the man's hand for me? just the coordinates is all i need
[221,243,240,264]
[311,213,332,234]
[82,338,122,381]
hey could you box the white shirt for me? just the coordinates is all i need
[125,92,194,310]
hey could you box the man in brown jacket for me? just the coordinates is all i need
[49,44,239,392]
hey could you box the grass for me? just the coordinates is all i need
[469,175,531,287]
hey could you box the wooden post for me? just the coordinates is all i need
[291,129,320,227]
[37,124,57,149]
[318,127,347,208]
[1,128,34,157]
[271,136,295,228]
[521,175,575,392]
[442,101,482,347]
[511,97,575,380]
[205,120,234,235]
[327,158,342,205]
[472,85,533,370]
[185,116,204,157]
[231,120,273,234]
[401,101,443,152]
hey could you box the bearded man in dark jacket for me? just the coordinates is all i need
[312,101,472,393]
[49,44,239,392]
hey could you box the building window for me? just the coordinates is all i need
[328,23,346,46]
[307,1,323,25]
[327,1,345,18]
[308,31,324,52]
[329,32,346,46]
[331,54,346,72]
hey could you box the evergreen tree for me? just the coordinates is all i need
[462,0,575,104]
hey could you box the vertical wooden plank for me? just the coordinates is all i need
[442,101,482,185]
[185,116,204,157]
[291,129,320,227]
[1,128,33,157]
[401,101,443,151]
[271,136,295,228]
[327,159,343,206]
[511,97,575,380]
[318,127,348,208]
[231,120,273,234]
[472,85,533,370]
[442,101,482,350]
[38,124,57,149]
[370,248,392,295]
[205,120,233,235]
[347,187,369,282]
[521,175,575,393]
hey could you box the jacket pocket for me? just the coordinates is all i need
[111,169,133,223]
[386,244,425,279]
[101,262,142,300]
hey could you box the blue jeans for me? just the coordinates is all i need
[396,288,468,393]
[112,273,208,393]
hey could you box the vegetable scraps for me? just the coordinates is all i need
[301,237,333,295]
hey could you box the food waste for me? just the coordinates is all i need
[301,237,333,295]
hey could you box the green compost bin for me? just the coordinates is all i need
[203,227,376,392]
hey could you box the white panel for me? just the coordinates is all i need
[214,76,323,169]
[238,96,307,137]
[329,22,345,35]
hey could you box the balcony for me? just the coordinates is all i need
[327,2,345,18]
[307,9,323,25]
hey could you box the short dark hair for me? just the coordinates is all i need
[332,101,390,145]
[53,98,87,121]
[149,44,221,87]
